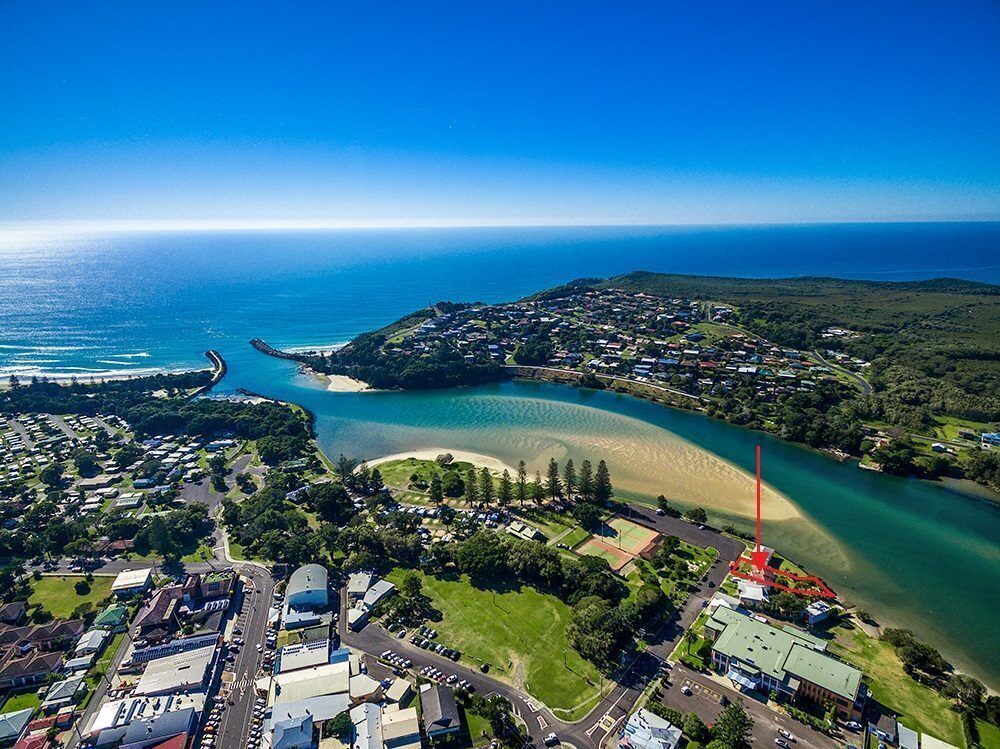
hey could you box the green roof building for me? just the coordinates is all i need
[92,603,129,631]
[705,606,865,720]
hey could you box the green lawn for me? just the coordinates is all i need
[561,526,591,549]
[28,575,113,619]
[1,687,41,712]
[977,719,1000,749]
[376,457,477,491]
[829,626,964,745]
[386,569,604,721]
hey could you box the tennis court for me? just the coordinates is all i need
[574,536,634,572]
[573,517,662,572]
[593,517,660,555]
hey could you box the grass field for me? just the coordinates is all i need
[1,687,42,712]
[829,626,964,745]
[977,719,1000,749]
[375,457,476,492]
[386,569,603,721]
[28,575,113,619]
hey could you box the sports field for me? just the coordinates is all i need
[573,517,661,571]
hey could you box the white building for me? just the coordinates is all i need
[619,708,682,749]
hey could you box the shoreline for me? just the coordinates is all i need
[366,448,520,476]
[314,370,371,393]
[0,365,211,391]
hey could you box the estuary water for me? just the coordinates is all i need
[1,223,998,685]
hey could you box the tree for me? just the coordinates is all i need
[464,467,479,506]
[944,674,986,711]
[442,471,464,497]
[532,471,544,503]
[712,700,754,749]
[685,507,708,524]
[337,453,357,484]
[73,450,100,478]
[572,502,602,530]
[324,711,353,741]
[400,572,423,599]
[546,459,562,500]
[429,474,444,504]
[498,470,513,508]
[683,629,698,654]
[515,461,528,507]
[594,460,612,503]
[479,468,495,508]
[578,460,594,501]
[562,459,576,499]
[683,712,710,743]
[146,515,176,558]
[40,463,65,487]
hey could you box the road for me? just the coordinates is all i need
[810,349,872,396]
[214,563,276,749]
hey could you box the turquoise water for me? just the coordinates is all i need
[1,223,998,684]
[225,350,1000,687]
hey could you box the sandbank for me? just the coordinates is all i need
[367,448,519,476]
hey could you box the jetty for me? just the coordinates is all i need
[190,349,227,396]
[250,338,300,360]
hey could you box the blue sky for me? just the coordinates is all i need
[1,2,998,227]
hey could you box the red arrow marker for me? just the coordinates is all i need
[749,445,769,573]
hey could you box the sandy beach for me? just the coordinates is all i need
[367,448,519,475]
[322,373,370,392]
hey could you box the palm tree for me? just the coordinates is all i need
[683,629,698,655]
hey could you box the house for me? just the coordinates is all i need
[0,619,86,651]
[384,678,413,707]
[40,675,86,711]
[92,604,129,632]
[0,708,35,744]
[868,705,898,745]
[0,603,26,626]
[421,685,460,738]
[269,711,313,749]
[132,646,216,696]
[133,588,182,642]
[506,521,544,542]
[804,601,834,626]
[705,607,865,721]
[111,568,153,598]
[277,639,332,674]
[350,702,382,749]
[74,629,109,657]
[382,705,420,749]
[898,725,919,749]
[619,708,682,749]
[102,706,195,749]
[347,572,373,601]
[981,432,1000,448]
[362,580,396,610]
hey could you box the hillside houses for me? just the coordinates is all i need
[362,288,842,409]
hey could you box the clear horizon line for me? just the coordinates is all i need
[1,216,999,236]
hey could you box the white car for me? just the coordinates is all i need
[778,729,796,742]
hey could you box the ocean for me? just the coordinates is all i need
[1,222,999,685]
[1,222,998,380]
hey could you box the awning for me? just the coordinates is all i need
[726,669,758,691]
